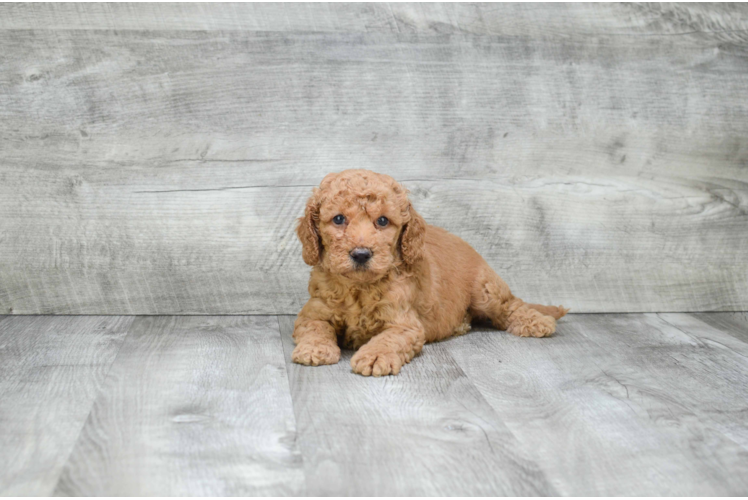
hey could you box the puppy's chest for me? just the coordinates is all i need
[333,288,389,349]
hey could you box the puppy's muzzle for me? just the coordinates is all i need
[349,247,373,267]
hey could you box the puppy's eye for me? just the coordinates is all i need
[376,216,389,227]
[332,214,346,225]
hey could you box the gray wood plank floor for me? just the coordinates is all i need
[0,316,133,496]
[1,313,747,496]
[55,316,304,496]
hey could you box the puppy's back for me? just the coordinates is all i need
[424,224,486,280]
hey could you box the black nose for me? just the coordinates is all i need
[350,247,373,265]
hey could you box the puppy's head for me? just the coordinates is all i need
[297,169,425,282]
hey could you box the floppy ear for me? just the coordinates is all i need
[297,190,322,266]
[399,203,426,266]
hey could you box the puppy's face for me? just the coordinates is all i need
[317,188,405,281]
[297,170,425,282]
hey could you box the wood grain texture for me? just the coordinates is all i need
[0,313,747,495]
[54,316,303,496]
[277,315,556,496]
[693,311,748,343]
[447,313,748,495]
[1,4,748,314]
[1,3,747,39]
[646,313,748,450]
[0,315,132,496]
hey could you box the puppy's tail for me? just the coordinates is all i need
[525,303,569,320]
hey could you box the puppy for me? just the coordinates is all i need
[293,169,568,376]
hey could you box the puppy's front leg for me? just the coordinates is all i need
[292,300,340,366]
[351,319,425,377]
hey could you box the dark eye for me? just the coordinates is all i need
[376,216,389,227]
[332,214,346,225]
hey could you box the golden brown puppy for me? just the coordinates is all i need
[293,169,568,376]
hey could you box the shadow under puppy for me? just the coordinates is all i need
[293,169,568,376]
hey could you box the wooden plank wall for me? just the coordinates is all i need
[0,3,747,314]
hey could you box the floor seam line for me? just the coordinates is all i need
[276,314,310,496]
[48,316,136,495]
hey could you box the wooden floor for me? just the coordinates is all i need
[1,313,747,496]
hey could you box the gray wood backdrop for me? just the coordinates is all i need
[1,3,747,314]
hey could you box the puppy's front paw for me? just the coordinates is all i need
[292,342,341,366]
[509,313,556,338]
[350,347,404,377]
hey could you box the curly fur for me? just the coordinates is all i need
[293,169,568,376]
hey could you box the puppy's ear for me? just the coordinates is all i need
[297,190,322,266]
[400,203,426,266]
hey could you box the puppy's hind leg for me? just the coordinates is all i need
[469,265,566,338]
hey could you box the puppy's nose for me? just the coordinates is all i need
[349,247,373,265]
